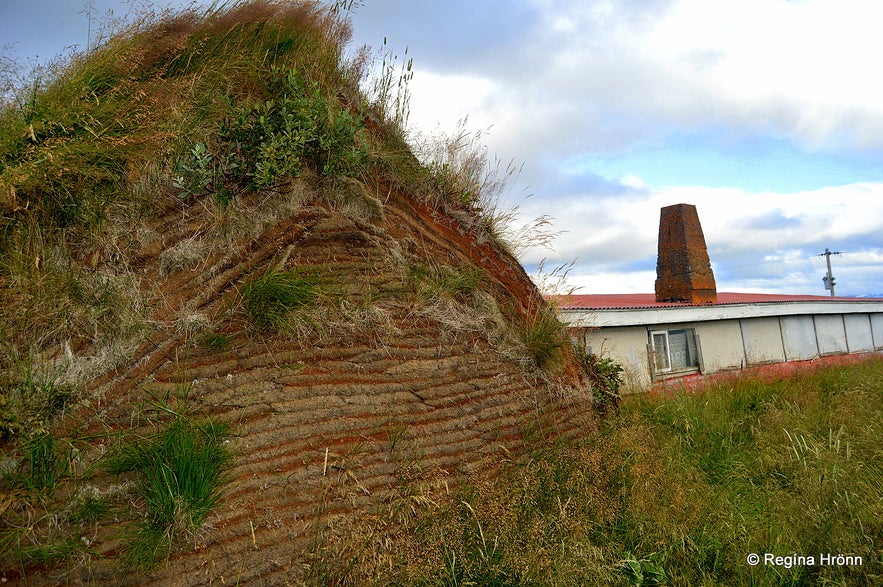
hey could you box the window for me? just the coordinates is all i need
[650,328,699,375]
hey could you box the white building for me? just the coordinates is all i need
[555,292,883,390]
[553,204,883,391]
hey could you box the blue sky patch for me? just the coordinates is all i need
[568,133,883,192]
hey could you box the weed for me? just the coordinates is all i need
[413,119,561,256]
[2,433,70,498]
[14,539,79,568]
[409,262,482,301]
[67,495,113,525]
[199,331,231,350]
[0,432,77,574]
[620,551,668,586]
[0,360,78,443]
[0,223,148,362]
[239,267,318,333]
[575,343,623,415]
[517,308,567,370]
[20,434,69,496]
[533,258,578,297]
[107,416,231,569]
[365,37,414,132]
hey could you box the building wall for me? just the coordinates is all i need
[583,319,753,390]
[815,314,848,355]
[781,315,819,361]
[740,317,786,365]
[844,314,874,353]
[581,326,654,390]
[693,319,745,373]
[872,314,883,350]
[574,311,883,392]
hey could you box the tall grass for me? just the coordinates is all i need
[517,307,568,370]
[239,266,318,332]
[408,262,483,301]
[3,433,70,497]
[301,359,883,586]
[107,416,232,569]
[0,356,78,443]
[410,119,563,262]
[0,0,362,353]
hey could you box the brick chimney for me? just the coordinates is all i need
[655,203,717,304]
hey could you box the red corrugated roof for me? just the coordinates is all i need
[550,292,874,310]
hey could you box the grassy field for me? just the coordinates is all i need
[306,358,883,586]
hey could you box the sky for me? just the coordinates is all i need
[2,0,882,297]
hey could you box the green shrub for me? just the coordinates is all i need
[575,343,623,415]
[172,141,234,208]
[170,65,367,207]
[232,69,365,180]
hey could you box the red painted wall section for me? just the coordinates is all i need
[651,352,883,393]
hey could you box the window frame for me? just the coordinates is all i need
[649,327,701,378]
[651,330,672,372]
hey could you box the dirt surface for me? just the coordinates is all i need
[26,175,594,585]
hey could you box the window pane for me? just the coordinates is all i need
[669,330,691,369]
[652,332,669,370]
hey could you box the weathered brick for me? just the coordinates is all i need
[655,203,717,304]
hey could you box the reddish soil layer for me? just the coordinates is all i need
[32,176,593,585]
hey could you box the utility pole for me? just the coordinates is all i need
[820,248,841,296]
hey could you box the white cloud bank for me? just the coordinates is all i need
[472,0,883,155]
[366,0,883,296]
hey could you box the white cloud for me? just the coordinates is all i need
[564,270,658,295]
[620,174,648,190]
[644,0,883,149]
[400,0,883,157]
[406,71,497,133]
[670,183,883,255]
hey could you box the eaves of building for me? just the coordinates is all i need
[552,293,883,328]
